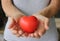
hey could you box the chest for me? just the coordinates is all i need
[13,0,50,15]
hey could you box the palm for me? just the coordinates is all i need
[8,17,24,37]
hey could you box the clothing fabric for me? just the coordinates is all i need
[4,17,58,41]
[13,0,49,15]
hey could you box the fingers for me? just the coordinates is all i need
[10,26,24,37]
[33,21,46,38]
[38,28,46,36]
[11,29,18,35]
[27,19,48,38]
[18,30,23,35]
[37,27,45,38]
[10,25,18,35]
[8,17,28,37]
[16,30,24,37]
[16,30,23,37]
[22,32,29,37]
[28,31,40,38]
[39,22,46,36]
[33,32,40,38]
[17,30,24,37]
[28,32,40,38]
[12,29,24,37]
[28,33,34,37]
[38,21,47,35]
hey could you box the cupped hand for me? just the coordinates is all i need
[8,14,27,37]
[27,14,49,38]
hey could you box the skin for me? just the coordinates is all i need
[1,0,60,38]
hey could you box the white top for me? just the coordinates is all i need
[4,0,58,41]
[13,0,49,15]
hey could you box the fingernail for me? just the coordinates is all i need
[21,32,25,37]
[28,34,31,37]
[45,26,49,30]
[30,33,34,38]
[19,30,23,35]
[12,30,18,34]
[38,32,42,37]
[34,33,37,37]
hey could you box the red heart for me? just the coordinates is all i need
[19,16,39,33]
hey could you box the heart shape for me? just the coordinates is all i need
[19,16,39,33]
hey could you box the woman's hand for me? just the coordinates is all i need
[8,14,26,37]
[2,0,27,37]
[27,14,49,38]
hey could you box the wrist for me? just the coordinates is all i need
[33,12,50,19]
[40,13,52,18]
[32,14,49,21]
[7,13,25,19]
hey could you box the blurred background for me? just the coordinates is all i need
[0,0,7,30]
[0,0,60,41]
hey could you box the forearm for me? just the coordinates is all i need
[38,0,60,18]
[1,0,24,17]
